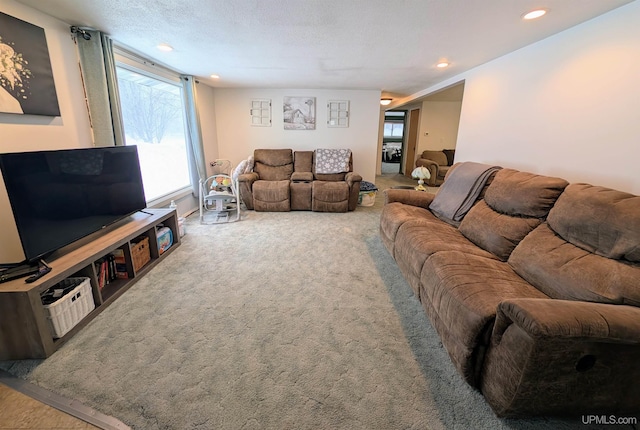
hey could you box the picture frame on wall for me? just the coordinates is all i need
[327,100,349,128]
[283,96,315,130]
[250,99,271,126]
[0,12,60,116]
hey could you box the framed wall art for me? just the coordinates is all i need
[0,12,60,116]
[250,98,271,126]
[283,96,315,130]
[327,100,349,128]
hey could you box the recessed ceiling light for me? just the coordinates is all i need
[380,98,392,106]
[210,74,220,79]
[523,9,547,20]
[436,61,449,68]
[157,43,173,52]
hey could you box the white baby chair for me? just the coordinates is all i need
[199,159,241,224]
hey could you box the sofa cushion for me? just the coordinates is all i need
[547,183,640,262]
[294,150,313,173]
[484,169,568,218]
[379,202,439,257]
[394,219,498,282]
[509,223,640,306]
[459,200,541,261]
[312,181,349,212]
[291,172,314,182]
[458,169,567,261]
[253,180,290,211]
[420,251,549,385]
[254,149,294,181]
[254,162,293,181]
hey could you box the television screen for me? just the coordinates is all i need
[0,146,147,263]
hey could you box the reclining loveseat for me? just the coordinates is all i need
[238,149,362,212]
[380,163,640,417]
[415,149,455,186]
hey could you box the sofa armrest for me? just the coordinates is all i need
[237,172,259,210]
[383,189,436,208]
[345,171,362,186]
[494,298,640,344]
[482,298,640,417]
[291,172,313,182]
[415,158,439,169]
[237,172,259,183]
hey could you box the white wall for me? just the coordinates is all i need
[212,89,381,182]
[451,1,640,194]
[417,101,462,154]
[0,0,93,264]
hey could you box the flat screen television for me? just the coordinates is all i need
[0,146,147,264]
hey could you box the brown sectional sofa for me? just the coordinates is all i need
[380,166,640,417]
[238,149,362,212]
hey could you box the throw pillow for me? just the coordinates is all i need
[245,155,254,173]
[232,159,248,181]
[442,149,455,166]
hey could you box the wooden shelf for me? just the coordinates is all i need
[0,208,180,360]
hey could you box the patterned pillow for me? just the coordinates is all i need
[245,155,254,173]
[232,159,248,181]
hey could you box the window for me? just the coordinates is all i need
[383,111,406,141]
[383,122,404,137]
[115,62,191,203]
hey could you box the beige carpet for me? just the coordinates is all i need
[1,176,595,429]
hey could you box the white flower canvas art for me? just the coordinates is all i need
[283,96,315,130]
[0,12,60,116]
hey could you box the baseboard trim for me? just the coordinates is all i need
[0,369,130,430]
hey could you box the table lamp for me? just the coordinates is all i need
[411,166,431,191]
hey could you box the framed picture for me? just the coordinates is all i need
[283,96,315,130]
[250,98,271,126]
[0,12,60,116]
[327,100,349,128]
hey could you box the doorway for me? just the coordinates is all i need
[381,110,406,176]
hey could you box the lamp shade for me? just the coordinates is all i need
[411,166,431,180]
[411,166,430,191]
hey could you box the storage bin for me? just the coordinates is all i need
[358,191,377,206]
[41,277,95,339]
[358,181,378,206]
[157,226,173,255]
[131,236,151,272]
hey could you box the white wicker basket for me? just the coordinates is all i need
[42,277,95,338]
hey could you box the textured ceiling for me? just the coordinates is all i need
[15,0,634,98]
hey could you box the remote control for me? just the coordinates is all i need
[25,263,52,283]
